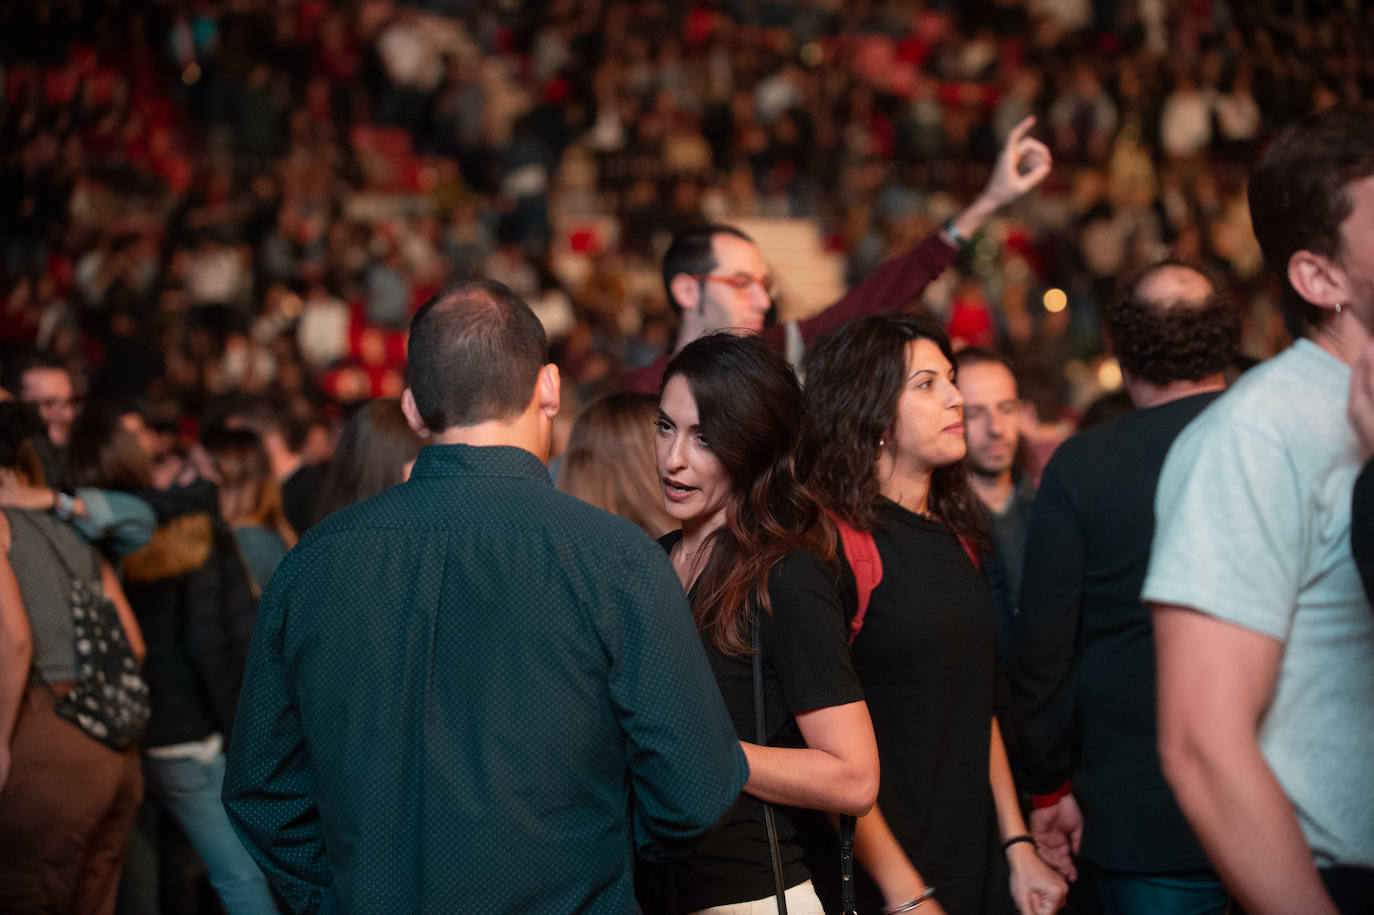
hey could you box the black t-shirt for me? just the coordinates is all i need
[659,534,864,910]
[847,500,1009,915]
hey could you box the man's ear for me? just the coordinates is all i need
[1288,249,1349,313]
[400,388,431,438]
[669,273,702,313]
[536,363,561,420]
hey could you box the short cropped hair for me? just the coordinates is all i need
[1104,258,1240,386]
[406,280,548,432]
[661,223,754,313]
[1248,102,1374,332]
[953,346,1016,377]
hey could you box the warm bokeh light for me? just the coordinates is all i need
[1097,357,1123,390]
[1043,288,1068,313]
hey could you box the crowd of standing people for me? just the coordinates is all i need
[2,3,1374,915]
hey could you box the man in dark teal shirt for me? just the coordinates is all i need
[223,280,748,913]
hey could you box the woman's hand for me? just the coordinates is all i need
[1007,842,1068,915]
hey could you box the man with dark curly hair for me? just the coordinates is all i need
[1145,102,1374,914]
[1010,258,1240,914]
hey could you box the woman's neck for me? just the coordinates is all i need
[876,459,934,517]
[673,517,723,591]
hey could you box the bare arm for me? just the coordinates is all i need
[990,718,1067,915]
[0,515,34,792]
[740,698,879,817]
[1152,604,1338,915]
[852,803,948,915]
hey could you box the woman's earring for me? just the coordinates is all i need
[878,437,885,448]
[1336,302,1344,314]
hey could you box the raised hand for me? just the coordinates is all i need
[980,115,1054,210]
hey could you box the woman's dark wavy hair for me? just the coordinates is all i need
[663,332,836,656]
[801,314,990,554]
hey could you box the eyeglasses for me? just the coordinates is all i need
[688,272,778,299]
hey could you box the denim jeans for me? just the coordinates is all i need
[142,751,277,915]
[1094,869,1228,915]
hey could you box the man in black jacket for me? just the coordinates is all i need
[1010,259,1240,913]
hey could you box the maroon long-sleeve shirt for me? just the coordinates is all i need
[619,232,959,393]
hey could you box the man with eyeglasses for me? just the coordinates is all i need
[620,117,1052,393]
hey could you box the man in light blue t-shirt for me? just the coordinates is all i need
[1144,103,1374,915]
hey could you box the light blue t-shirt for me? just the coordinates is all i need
[1143,338,1374,869]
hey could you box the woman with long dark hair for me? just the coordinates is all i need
[312,397,422,524]
[651,332,879,913]
[802,315,1065,915]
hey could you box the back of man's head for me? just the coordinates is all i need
[407,280,549,433]
[1248,102,1374,334]
[661,223,754,313]
[1105,258,1240,387]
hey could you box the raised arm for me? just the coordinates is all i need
[1152,605,1338,915]
[790,116,1053,344]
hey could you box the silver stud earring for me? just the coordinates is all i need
[1336,302,1343,314]
[878,438,885,448]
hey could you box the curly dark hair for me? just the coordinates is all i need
[662,332,836,656]
[1105,258,1241,386]
[801,314,990,555]
[1248,102,1374,334]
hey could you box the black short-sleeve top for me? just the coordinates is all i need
[659,533,865,910]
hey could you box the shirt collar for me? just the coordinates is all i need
[407,444,551,483]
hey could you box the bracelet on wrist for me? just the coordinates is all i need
[939,216,967,247]
[1001,834,1036,854]
[53,489,76,523]
[883,885,937,914]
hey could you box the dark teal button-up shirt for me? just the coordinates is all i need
[224,444,747,914]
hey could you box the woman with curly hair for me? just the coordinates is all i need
[651,332,879,913]
[802,314,1065,915]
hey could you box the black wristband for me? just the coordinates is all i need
[1001,834,1036,853]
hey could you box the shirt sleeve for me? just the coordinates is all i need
[604,539,750,860]
[222,556,333,914]
[1143,416,1304,641]
[1011,457,1085,795]
[72,488,155,556]
[765,550,865,714]
[787,233,958,346]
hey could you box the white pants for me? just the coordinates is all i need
[690,879,826,915]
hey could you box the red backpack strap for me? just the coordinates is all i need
[957,534,980,570]
[830,513,883,645]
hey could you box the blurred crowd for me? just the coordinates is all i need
[2,0,1371,444]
